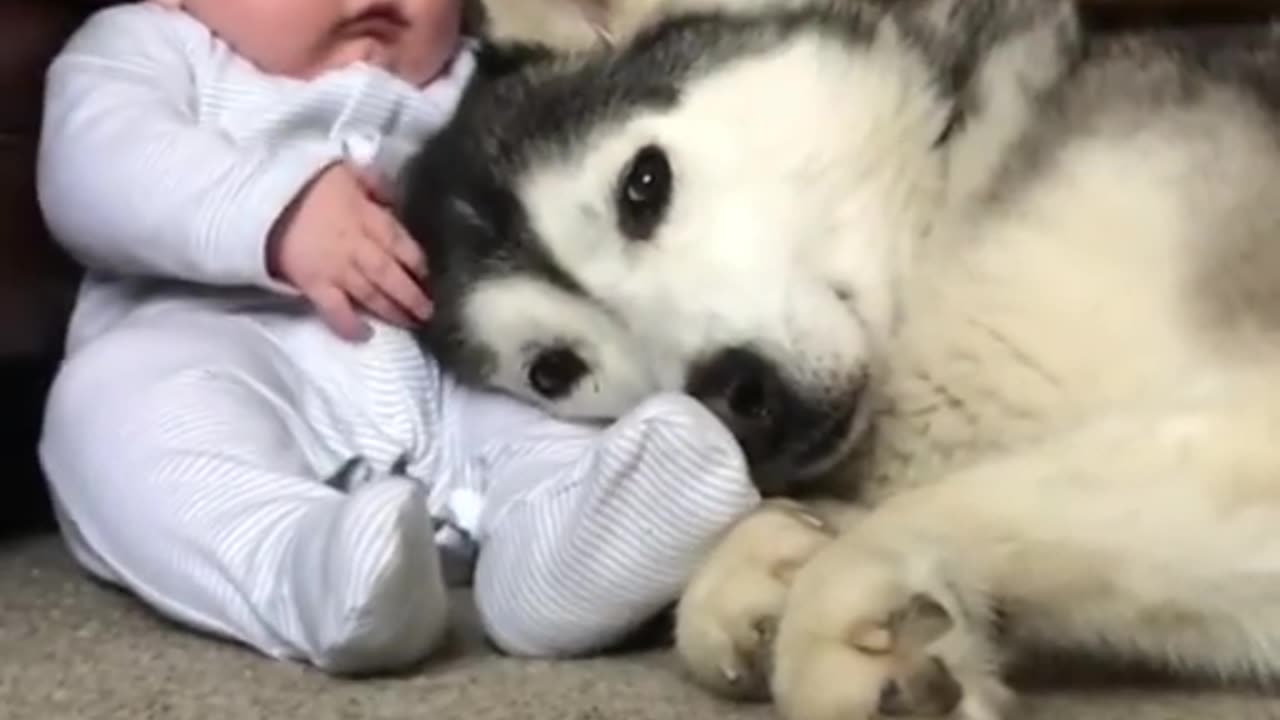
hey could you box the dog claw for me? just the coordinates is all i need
[796,509,828,530]
[721,665,741,685]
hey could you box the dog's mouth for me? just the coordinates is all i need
[750,399,865,496]
[794,401,861,469]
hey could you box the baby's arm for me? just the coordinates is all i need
[37,6,342,289]
[462,393,761,657]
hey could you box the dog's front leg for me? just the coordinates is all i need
[673,497,869,701]
[771,382,1280,720]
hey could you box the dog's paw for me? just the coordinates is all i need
[674,500,837,701]
[772,539,1011,720]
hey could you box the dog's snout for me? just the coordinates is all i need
[687,348,864,475]
[687,348,787,461]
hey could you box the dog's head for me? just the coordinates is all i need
[401,0,1082,491]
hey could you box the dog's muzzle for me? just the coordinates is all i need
[686,347,864,490]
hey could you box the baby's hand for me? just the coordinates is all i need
[268,162,431,342]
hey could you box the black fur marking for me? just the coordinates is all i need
[473,40,561,79]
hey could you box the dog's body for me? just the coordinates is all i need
[401,2,1280,718]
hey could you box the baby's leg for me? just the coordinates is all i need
[457,391,761,657]
[39,311,449,674]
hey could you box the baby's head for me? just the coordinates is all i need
[154,0,463,84]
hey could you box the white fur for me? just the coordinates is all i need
[446,0,1280,716]
[662,8,1280,720]
[469,2,1280,718]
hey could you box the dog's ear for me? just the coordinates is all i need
[888,0,1083,201]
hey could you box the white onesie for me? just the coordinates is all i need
[35,3,760,674]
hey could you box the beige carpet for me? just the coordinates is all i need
[4,534,1280,720]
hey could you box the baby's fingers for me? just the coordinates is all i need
[355,242,432,323]
[308,284,372,342]
[342,266,418,329]
[385,220,428,281]
[365,202,428,279]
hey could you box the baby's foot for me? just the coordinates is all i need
[291,460,450,674]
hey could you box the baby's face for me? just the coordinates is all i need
[157,0,462,84]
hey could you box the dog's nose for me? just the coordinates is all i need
[687,348,786,462]
[687,347,862,473]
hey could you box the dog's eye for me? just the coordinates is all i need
[528,347,590,400]
[616,144,672,241]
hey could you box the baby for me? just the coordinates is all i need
[35,0,760,674]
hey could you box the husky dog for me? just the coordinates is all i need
[398,1,1280,719]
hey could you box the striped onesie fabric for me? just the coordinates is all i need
[35,3,761,673]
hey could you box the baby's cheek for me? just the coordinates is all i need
[398,1,463,85]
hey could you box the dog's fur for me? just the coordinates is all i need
[400,2,1280,718]
[466,0,818,53]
